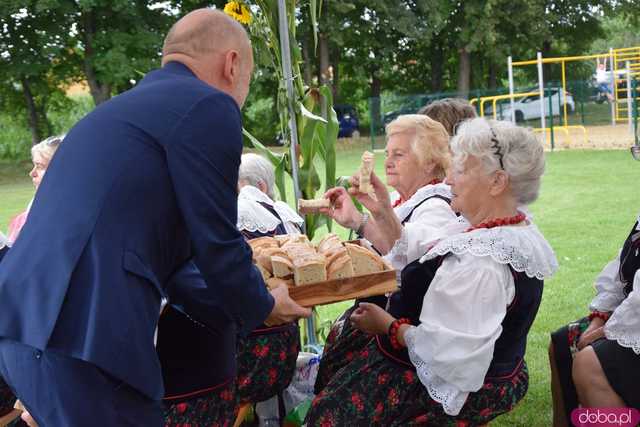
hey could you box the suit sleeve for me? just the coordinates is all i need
[166,92,274,334]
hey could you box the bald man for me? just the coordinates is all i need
[0,9,310,426]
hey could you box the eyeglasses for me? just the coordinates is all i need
[631,145,640,161]
[488,125,504,170]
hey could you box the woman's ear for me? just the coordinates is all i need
[489,170,510,197]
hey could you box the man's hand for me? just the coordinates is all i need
[350,302,394,335]
[264,284,312,326]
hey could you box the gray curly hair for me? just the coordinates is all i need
[450,118,545,205]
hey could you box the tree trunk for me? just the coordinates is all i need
[488,58,498,90]
[457,46,471,98]
[542,40,552,81]
[301,35,313,86]
[331,47,340,102]
[20,76,42,145]
[370,70,382,130]
[430,43,444,92]
[82,10,111,105]
[318,32,331,87]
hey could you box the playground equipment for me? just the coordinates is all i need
[472,46,640,148]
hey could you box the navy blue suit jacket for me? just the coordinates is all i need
[0,62,274,400]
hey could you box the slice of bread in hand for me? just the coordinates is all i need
[358,151,376,199]
[345,242,386,276]
[298,198,331,214]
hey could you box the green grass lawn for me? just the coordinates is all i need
[1,149,638,426]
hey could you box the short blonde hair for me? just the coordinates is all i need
[451,118,545,205]
[31,135,64,164]
[385,114,451,179]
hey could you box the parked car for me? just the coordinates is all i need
[487,88,575,122]
[334,104,360,138]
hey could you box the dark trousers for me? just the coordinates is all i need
[0,339,163,427]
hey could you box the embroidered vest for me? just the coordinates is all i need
[619,221,640,297]
[377,254,543,379]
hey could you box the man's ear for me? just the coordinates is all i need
[489,170,510,197]
[222,50,240,84]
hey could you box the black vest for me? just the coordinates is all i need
[618,221,640,297]
[378,254,543,379]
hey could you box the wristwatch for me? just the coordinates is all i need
[356,212,369,237]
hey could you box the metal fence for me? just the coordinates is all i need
[366,77,638,151]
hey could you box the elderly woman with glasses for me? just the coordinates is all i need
[7,135,63,244]
[305,118,557,426]
[159,153,305,426]
[549,146,640,426]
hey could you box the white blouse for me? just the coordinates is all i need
[403,222,558,416]
[237,185,304,235]
[0,231,8,249]
[592,218,640,355]
[385,183,457,271]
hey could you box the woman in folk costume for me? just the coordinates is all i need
[305,118,557,426]
[314,115,457,393]
[549,146,640,425]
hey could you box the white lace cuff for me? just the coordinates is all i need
[604,271,640,355]
[386,227,409,272]
[405,326,469,416]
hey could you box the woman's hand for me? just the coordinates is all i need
[320,187,362,230]
[577,317,606,350]
[349,172,392,217]
[350,302,395,335]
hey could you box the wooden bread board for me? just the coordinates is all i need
[288,268,397,307]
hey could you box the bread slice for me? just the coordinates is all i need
[256,263,272,281]
[256,247,287,274]
[345,243,386,276]
[298,198,331,214]
[327,254,354,280]
[271,255,294,278]
[317,234,343,254]
[358,151,376,199]
[293,255,327,285]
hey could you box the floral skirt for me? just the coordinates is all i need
[163,380,237,427]
[305,340,529,427]
[550,316,591,421]
[314,305,374,394]
[0,376,15,417]
[236,322,300,404]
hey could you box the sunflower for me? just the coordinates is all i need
[224,1,252,25]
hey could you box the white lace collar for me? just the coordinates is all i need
[419,222,558,280]
[0,231,8,250]
[636,212,640,231]
[237,186,304,233]
[392,183,452,222]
